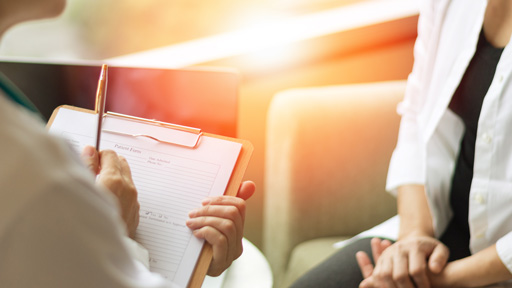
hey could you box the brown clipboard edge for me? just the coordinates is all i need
[187,134,253,288]
[47,105,91,128]
[47,105,254,288]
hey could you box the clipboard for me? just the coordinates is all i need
[47,105,253,288]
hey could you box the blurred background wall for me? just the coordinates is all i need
[1,0,363,59]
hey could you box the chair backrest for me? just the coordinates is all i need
[264,81,406,284]
[0,60,239,137]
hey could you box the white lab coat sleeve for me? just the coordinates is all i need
[0,175,179,288]
[123,237,151,270]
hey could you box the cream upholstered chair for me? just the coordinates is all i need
[263,80,406,287]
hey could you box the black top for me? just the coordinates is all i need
[441,30,504,260]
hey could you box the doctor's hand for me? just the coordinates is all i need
[186,181,256,276]
[81,146,140,239]
[357,236,450,288]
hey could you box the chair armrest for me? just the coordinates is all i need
[263,80,406,282]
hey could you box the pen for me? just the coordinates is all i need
[94,64,108,151]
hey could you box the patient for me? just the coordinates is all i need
[0,0,255,287]
[292,0,512,287]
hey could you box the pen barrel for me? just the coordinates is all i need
[94,80,106,112]
[95,64,108,150]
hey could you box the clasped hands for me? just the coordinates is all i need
[356,236,451,288]
[80,146,255,276]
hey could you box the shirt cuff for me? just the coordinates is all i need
[496,232,512,274]
[123,236,150,270]
[386,147,426,195]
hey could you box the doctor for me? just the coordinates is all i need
[0,0,255,287]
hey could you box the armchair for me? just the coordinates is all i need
[263,80,406,287]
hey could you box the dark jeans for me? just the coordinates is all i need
[289,237,378,288]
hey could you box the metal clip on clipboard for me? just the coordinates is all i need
[101,111,203,149]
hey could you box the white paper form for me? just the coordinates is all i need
[48,108,242,288]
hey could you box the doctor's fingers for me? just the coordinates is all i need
[200,196,247,224]
[191,199,245,238]
[98,150,135,194]
[191,222,240,277]
[80,145,100,174]
[97,150,139,238]
[187,213,241,255]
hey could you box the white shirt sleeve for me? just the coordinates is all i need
[497,233,512,274]
[385,0,436,194]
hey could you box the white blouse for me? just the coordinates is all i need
[386,0,512,276]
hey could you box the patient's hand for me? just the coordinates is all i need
[357,237,449,288]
